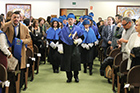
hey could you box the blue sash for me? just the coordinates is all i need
[12,38,23,62]
[0,30,12,47]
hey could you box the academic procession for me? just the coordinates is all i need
[1,0,140,93]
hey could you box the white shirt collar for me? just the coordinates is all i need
[85,28,89,32]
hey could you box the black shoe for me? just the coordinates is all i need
[56,70,59,73]
[89,71,92,75]
[75,78,79,83]
[66,79,72,83]
[84,69,87,73]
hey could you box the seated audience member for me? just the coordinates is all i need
[110,15,124,50]
[98,20,104,37]
[38,17,46,35]
[45,16,51,30]
[97,17,102,28]
[24,18,34,52]
[101,16,115,56]
[125,19,140,70]
[0,15,12,69]
[5,11,13,22]
[117,17,136,61]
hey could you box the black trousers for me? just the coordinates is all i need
[20,69,26,89]
[66,71,79,80]
[83,63,92,71]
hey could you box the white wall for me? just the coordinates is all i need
[60,0,90,9]
[1,0,140,22]
[0,0,60,19]
[90,1,140,22]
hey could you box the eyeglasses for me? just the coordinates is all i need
[122,22,129,26]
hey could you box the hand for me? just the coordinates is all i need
[108,41,112,44]
[8,54,13,58]
[117,40,122,44]
[50,42,56,49]
[74,38,82,45]
[118,38,127,43]
[88,43,94,47]
[57,44,63,54]
[118,44,121,48]
[85,44,90,50]
[81,43,86,48]
[117,23,121,27]
[130,53,135,58]
[110,46,113,50]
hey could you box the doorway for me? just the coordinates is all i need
[60,8,88,20]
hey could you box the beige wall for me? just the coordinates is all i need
[90,1,140,22]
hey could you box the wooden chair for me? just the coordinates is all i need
[106,47,111,57]
[117,58,128,93]
[124,65,140,93]
[7,64,20,93]
[0,64,9,93]
[97,39,104,64]
[33,44,41,74]
[109,48,120,58]
[43,40,47,64]
[105,48,121,84]
[26,47,35,82]
[112,52,123,92]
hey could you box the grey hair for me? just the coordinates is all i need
[122,17,132,23]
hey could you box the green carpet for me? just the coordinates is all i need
[21,58,112,93]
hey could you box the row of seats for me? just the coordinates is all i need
[98,39,140,93]
[0,43,45,93]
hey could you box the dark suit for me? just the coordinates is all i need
[101,25,115,55]
[111,26,124,49]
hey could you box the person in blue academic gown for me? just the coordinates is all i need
[79,15,89,29]
[80,19,97,75]
[77,16,83,26]
[46,18,62,73]
[58,13,84,83]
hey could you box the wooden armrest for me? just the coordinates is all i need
[117,72,124,78]
[0,82,4,88]
[112,65,118,69]
[10,70,21,76]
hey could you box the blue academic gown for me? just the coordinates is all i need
[46,27,62,65]
[58,24,84,71]
[80,28,97,63]
[77,22,81,26]
[90,25,101,40]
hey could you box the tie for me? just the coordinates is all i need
[14,26,18,37]
[108,26,112,40]
[70,26,73,30]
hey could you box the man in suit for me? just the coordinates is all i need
[2,11,31,91]
[101,16,115,56]
[110,15,124,50]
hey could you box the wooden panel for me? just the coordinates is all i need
[51,15,57,18]
[60,9,67,16]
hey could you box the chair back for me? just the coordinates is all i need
[106,47,111,57]
[33,44,39,54]
[127,65,140,85]
[26,48,34,58]
[119,59,128,73]
[0,64,7,81]
[109,48,120,58]
[113,52,123,66]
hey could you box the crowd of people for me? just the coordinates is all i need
[0,10,140,92]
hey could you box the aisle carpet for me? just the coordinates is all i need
[21,58,112,93]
